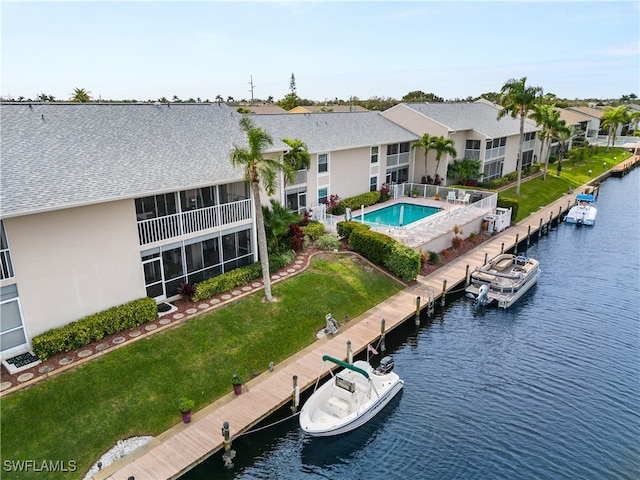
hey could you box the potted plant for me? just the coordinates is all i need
[178,397,195,423]
[232,373,243,395]
[434,193,440,201]
[410,189,419,198]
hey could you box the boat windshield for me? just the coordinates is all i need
[335,375,356,392]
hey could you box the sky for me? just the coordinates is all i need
[1,1,638,103]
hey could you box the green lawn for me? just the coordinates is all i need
[0,254,403,480]
[500,148,631,222]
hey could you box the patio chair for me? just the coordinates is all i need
[446,191,457,203]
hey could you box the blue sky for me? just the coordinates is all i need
[2,1,638,102]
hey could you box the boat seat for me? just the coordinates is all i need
[327,396,350,417]
[493,257,513,272]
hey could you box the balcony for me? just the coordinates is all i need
[137,199,253,245]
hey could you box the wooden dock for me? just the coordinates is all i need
[93,190,579,480]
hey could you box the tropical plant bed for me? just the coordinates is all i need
[419,232,494,276]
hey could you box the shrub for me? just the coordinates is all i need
[178,282,196,301]
[441,249,450,257]
[383,243,420,282]
[285,224,305,251]
[301,221,325,241]
[348,229,394,265]
[451,236,463,250]
[336,220,370,239]
[341,191,381,210]
[428,251,440,265]
[192,263,262,301]
[316,234,341,251]
[469,231,477,239]
[32,297,157,361]
[497,197,519,222]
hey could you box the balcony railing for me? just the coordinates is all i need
[137,199,253,245]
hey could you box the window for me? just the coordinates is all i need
[386,142,410,166]
[0,221,13,280]
[464,140,481,160]
[0,284,26,354]
[369,176,378,192]
[370,146,379,164]
[318,153,328,174]
[483,159,504,181]
[521,150,534,171]
[180,186,216,211]
[385,166,409,184]
[318,187,328,205]
[286,187,307,213]
[485,137,506,160]
[135,192,178,220]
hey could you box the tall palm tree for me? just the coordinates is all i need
[531,105,563,181]
[428,135,457,178]
[497,77,543,195]
[555,123,580,176]
[230,116,285,302]
[411,133,433,180]
[600,105,629,150]
[70,88,92,103]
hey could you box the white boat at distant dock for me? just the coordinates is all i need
[565,194,597,226]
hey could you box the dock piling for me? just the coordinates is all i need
[440,280,447,307]
[222,421,231,453]
[415,296,421,326]
[380,319,386,352]
[291,376,300,412]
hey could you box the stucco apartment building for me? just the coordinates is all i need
[0,100,540,360]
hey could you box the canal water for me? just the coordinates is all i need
[182,168,639,480]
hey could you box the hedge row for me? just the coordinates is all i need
[32,297,157,361]
[191,250,296,302]
[338,221,420,282]
[332,191,382,215]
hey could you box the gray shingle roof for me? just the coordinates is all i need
[252,111,419,153]
[0,103,286,218]
[403,102,539,138]
[1,104,419,218]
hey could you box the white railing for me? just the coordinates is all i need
[137,199,252,245]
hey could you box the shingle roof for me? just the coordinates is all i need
[1,104,418,218]
[252,111,419,153]
[402,102,539,138]
[0,102,287,218]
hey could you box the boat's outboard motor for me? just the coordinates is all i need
[375,356,395,375]
[476,284,489,306]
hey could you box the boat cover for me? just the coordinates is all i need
[322,355,370,379]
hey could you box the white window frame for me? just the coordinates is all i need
[370,146,379,164]
[318,153,329,176]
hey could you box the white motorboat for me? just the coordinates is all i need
[465,253,539,309]
[565,194,597,226]
[299,355,404,437]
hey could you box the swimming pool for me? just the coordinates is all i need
[353,202,442,227]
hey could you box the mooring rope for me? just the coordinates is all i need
[234,411,300,438]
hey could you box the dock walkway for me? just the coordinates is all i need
[94,186,585,480]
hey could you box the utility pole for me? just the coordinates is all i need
[249,75,255,105]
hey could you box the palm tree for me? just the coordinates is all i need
[428,135,457,178]
[70,88,92,103]
[411,133,433,180]
[282,137,311,181]
[555,124,580,176]
[531,105,563,181]
[262,199,302,252]
[230,116,285,302]
[447,158,481,185]
[497,77,543,195]
[600,106,629,150]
